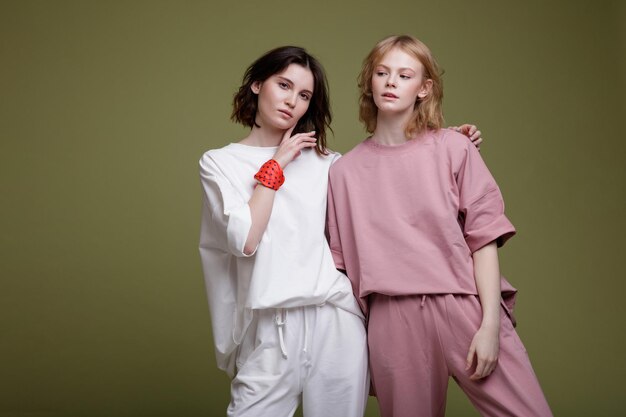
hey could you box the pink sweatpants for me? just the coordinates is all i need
[368,293,552,417]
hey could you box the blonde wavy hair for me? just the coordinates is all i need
[358,35,444,137]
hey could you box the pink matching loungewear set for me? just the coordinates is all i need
[327,129,552,417]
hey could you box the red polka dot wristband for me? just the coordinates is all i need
[254,159,285,191]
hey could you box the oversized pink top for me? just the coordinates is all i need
[327,129,518,316]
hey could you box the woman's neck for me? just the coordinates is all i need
[370,111,413,145]
[239,125,284,147]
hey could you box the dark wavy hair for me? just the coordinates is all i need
[231,46,331,155]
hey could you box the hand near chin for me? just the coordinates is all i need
[273,126,317,168]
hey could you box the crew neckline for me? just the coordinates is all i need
[363,131,435,155]
[227,142,279,155]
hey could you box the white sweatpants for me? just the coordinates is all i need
[227,303,369,417]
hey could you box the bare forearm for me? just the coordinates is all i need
[243,185,276,255]
[472,241,501,330]
[466,241,502,380]
[242,130,317,255]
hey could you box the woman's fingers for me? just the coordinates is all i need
[294,136,317,155]
[465,343,476,371]
[281,125,298,143]
[291,130,316,140]
[291,132,317,147]
[274,131,317,167]
[470,355,498,380]
[470,130,482,141]
[471,355,487,380]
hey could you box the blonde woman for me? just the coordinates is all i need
[327,35,552,417]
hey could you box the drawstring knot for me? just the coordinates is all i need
[275,309,288,358]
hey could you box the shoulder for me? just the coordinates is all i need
[436,128,482,167]
[199,144,236,173]
[289,149,342,175]
[438,128,474,153]
[329,141,369,177]
[325,149,342,165]
[313,148,341,161]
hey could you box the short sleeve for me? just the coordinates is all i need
[455,138,516,253]
[326,169,346,270]
[199,153,256,257]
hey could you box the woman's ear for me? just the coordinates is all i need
[251,81,262,95]
[417,79,433,99]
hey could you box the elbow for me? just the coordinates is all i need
[241,229,260,256]
[242,246,255,256]
[242,241,258,256]
[472,240,498,257]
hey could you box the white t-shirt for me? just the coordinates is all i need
[199,143,361,376]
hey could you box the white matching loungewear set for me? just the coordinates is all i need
[198,143,368,417]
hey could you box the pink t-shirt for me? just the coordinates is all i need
[327,129,517,316]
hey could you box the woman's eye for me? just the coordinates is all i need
[300,93,311,101]
[278,82,289,89]
[400,75,411,79]
[375,71,386,76]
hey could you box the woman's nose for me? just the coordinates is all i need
[285,93,297,108]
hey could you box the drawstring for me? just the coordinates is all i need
[275,308,288,358]
[420,294,426,308]
[275,306,313,359]
[303,309,309,354]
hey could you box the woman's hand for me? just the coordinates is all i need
[452,124,483,150]
[466,325,500,380]
[273,127,317,168]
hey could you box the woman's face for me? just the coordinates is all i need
[371,47,431,116]
[252,63,314,131]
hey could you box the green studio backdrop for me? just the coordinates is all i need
[1,0,625,416]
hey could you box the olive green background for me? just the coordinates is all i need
[1,0,624,416]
